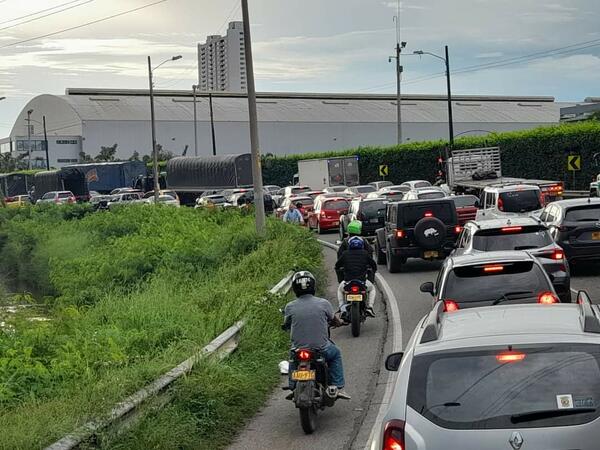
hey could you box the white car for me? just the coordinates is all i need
[144,195,180,207]
[372,293,600,450]
[476,184,543,221]
[107,192,143,209]
[402,187,447,201]
[36,191,76,205]
[401,180,432,190]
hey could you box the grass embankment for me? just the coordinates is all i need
[0,204,321,449]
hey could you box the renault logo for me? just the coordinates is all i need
[509,431,524,450]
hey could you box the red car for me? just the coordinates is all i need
[308,197,350,234]
[452,195,479,225]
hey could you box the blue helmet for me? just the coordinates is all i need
[348,236,365,250]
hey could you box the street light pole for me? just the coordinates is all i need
[241,0,266,235]
[43,115,50,170]
[445,45,454,147]
[209,92,217,156]
[192,84,199,157]
[26,109,33,170]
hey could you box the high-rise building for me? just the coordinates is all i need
[198,21,247,92]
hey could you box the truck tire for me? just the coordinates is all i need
[386,242,403,273]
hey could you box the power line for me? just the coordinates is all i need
[0,0,95,33]
[0,0,88,26]
[217,0,240,35]
[0,0,169,49]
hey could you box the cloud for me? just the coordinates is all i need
[475,52,504,59]
[544,3,578,12]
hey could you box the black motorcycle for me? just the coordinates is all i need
[343,279,367,337]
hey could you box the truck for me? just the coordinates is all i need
[63,161,147,194]
[166,154,253,205]
[33,168,88,201]
[0,172,34,200]
[294,156,360,189]
[447,147,564,204]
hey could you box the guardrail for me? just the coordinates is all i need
[46,271,295,450]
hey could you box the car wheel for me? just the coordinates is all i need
[375,240,386,265]
[386,242,403,273]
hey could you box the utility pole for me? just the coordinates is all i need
[43,115,50,170]
[390,41,406,145]
[241,0,266,235]
[148,56,160,204]
[445,45,454,148]
[26,109,33,170]
[192,84,199,157]
[209,92,217,156]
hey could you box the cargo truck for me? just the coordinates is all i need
[33,169,88,201]
[63,161,147,194]
[294,156,360,189]
[0,172,34,200]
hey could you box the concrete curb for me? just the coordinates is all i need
[45,272,295,450]
[315,239,403,449]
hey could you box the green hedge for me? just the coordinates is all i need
[261,121,600,190]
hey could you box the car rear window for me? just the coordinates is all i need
[415,181,431,189]
[419,191,446,200]
[356,186,376,193]
[472,227,553,251]
[443,261,549,305]
[292,197,314,206]
[565,206,600,222]
[400,203,455,227]
[58,192,72,198]
[323,200,349,210]
[382,192,404,202]
[208,196,226,204]
[499,190,541,213]
[359,200,386,216]
[407,344,600,429]
[292,187,311,195]
[452,196,478,208]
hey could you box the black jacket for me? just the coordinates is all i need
[337,238,373,259]
[335,248,377,282]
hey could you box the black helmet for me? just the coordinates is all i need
[292,271,316,296]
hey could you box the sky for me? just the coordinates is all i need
[0,0,599,137]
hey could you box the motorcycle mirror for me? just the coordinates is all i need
[385,352,404,372]
[420,282,435,296]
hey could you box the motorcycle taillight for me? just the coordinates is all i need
[297,349,312,361]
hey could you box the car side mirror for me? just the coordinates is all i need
[385,352,404,372]
[420,282,435,296]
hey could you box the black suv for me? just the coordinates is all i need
[375,198,460,272]
[339,198,387,240]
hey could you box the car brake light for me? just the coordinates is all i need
[552,250,564,260]
[483,265,504,273]
[497,196,504,211]
[424,211,433,217]
[443,300,459,312]
[395,229,404,239]
[454,225,462,234]
[383,419,405,450]
[501,226,523,232]
[538,291,559,304]
[350,285,360,294]
[297,349,312,361]
[496,352,526,363]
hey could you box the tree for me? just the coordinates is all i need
[590,111,600,122]
[142,154,152,164]
[79,151,93,163]
[155,144,174,162]
[95,144,118,162]
[129,151,140,161]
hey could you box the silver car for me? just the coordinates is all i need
[373,293,600,450]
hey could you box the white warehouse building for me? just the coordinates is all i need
[0,88,566,168]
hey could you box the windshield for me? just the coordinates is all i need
[382,192,404,202]
[359,200,386,216]
[292,197,314,206]
[401,203,454,227]
[472,228,553,251]
[323,200,349,210]
[453,196,478,208]
[41,193,54,200]
[415,181,431,189]
[442,261,549,305]
[565,206,600,222]
[407,344,600,429]
[58,192,72,199]
[328,186,347,192]
[292,187,311,195]
[419,191,446,200]
[208,196,226,204]
[356,186,376,193]
[499,190,541,213]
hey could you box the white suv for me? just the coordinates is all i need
[373,292,600,450]
[476,184,542,221]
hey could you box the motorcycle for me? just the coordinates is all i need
[343,279,367,337]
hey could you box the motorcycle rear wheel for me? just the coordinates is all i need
[299,406,317,434]
[351,301,361,337]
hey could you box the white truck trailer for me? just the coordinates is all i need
[296,156,360,189]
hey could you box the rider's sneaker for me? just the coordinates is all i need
[337,389,351,400]
[365,307,376,318]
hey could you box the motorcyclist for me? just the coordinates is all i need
[338,220,373,258]
[283,202,304,225]
[335,237,377,319]
[282,271,351,400]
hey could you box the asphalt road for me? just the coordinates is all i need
[228,240,387,450]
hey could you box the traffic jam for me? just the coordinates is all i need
[276,149,600,448]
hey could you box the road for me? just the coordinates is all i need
[230,233,600,449]
[228,241,388,450]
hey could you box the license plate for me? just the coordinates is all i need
[346,294,363,302]
[291,370,315,381]
[424,250,439,259]
[593,232,600,240]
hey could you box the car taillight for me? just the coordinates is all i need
[538,291,559,304]
[395,229,404,239]
[443,299,459,312]
[424,211,433,218]
[351,285,360,294]
[297,349,312,361]
[5,196,14,202]
[496,352,526,363]
[483,265,504,273]
[552,249,564,260]
[454,225,462,234]
[497,196,504,211]
[501,226,523,233]
[383,419,405,450]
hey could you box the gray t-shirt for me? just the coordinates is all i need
[284,294,334,350]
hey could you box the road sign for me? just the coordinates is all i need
[567,155,581,171]
[379,164,389,177]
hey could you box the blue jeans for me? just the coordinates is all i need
[288,342,345,389]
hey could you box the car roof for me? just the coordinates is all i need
[449,250,535,267]
[465,216,544,230]
[393,197,453,206]
[485,183,540,191]
[548,198,600,208]
[321,196,348,202]
[415,304,596,355]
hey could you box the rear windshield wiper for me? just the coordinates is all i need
[514,245,539,250]
[511,408,596,424]
[492,291,534,305]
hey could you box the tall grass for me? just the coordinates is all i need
[0,205,321,449]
